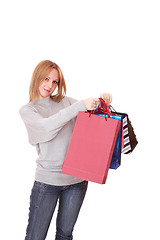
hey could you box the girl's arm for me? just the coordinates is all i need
[19,100,86,145]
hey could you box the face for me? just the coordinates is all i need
[38,68,59,99]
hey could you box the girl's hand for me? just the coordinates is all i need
[83,98,100,110]
[100,93,112,105]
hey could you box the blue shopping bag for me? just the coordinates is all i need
[94,98,123,169]
[95,113,123,169]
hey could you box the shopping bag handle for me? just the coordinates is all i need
[88,98,109,121]
[109,105,116,112]
[98,98,109,118]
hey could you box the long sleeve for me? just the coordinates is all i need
[19,100,86,145]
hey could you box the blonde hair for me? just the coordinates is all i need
[29,60,66,102]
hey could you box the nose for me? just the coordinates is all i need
[47,79,53,89]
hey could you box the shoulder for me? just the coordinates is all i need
[19,102,38,116]
[63,96,78,105]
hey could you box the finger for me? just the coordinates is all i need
[108,94,112,104]
[107,95,110,103]
[110,94,112,103]
[106,94,111,104]
[100,94,104,100]
[95,99,100,107]
[95,98,100,104]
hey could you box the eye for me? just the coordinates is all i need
[53,81,58,84]
[45,77,49,81]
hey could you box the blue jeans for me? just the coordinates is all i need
[25,180,88,240]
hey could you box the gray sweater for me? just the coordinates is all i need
[19,96,87,186]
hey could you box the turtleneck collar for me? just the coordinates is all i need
[34,97,53,104]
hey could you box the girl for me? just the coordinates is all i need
[19,60,112,240]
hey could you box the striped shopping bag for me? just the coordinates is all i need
[109,105,138,154]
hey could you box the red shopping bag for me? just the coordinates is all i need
[62,111,121,184]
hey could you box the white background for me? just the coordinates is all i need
[0,0,160,239]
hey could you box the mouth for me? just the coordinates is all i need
[44,89,50,93]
